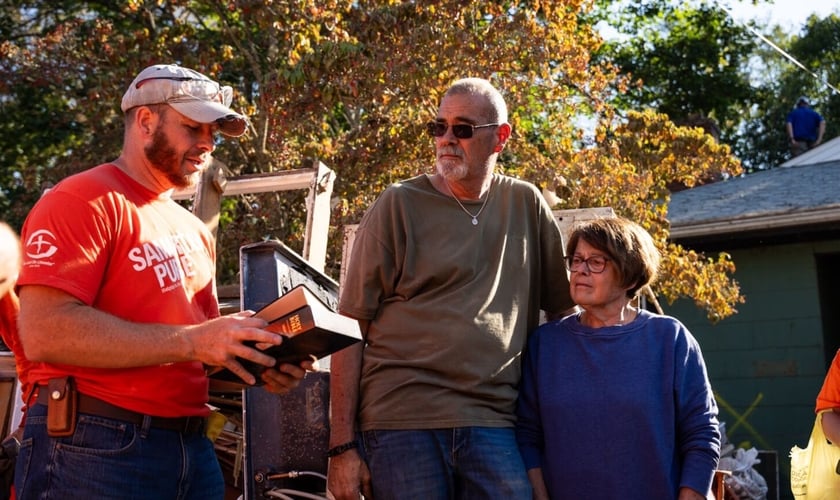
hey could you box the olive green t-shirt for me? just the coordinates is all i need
[339,173,573,430]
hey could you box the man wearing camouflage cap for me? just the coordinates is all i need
[14,64,312,499]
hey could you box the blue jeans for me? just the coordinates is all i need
[361,427,531,500]
[15,403,224,500]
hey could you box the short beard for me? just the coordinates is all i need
[436,160,468,181]
[145,123,195,189]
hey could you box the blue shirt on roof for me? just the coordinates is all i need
[787,105,825,142]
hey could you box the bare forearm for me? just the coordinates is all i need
[527,468,550,500]
[823,410,840,445]
[329,321,365,446]
[17,284,284,381]
[19,285,194,366]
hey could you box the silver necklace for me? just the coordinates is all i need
[444,180,491,225]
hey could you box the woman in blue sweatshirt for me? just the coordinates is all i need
[515,216,720,500]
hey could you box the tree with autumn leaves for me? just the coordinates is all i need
[0,0,742,321]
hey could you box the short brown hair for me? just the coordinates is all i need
[565,217,660,299]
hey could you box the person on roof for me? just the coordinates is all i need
[786,96,826,157]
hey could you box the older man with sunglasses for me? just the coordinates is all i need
[328,78,576,499]
[14,64,311,499]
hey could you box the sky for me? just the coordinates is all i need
[721,0,840,97]
[599,1,839,41]
[722,0,839,31]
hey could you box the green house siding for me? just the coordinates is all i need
[664,240,840,499]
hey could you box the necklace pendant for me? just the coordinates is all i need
[443,178,492,227]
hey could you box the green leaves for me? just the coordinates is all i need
[1,0,748,322]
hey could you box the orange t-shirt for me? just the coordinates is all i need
[18,163,218,417]
[816,350,840,413]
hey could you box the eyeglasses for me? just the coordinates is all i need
[425,121,499,139]
[565,255,610,274]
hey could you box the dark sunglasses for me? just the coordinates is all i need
[425,121,499,139]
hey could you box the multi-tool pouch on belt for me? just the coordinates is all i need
[46,376,77,437]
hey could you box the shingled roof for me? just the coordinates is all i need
[667,136,840,248]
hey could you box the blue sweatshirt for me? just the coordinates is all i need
[515,309,720,499]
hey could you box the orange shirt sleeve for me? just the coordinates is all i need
[0,290,20,358]
[0,290,34,401]
[816,350,840,413]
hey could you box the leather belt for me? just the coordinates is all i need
[36,389,206,434]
